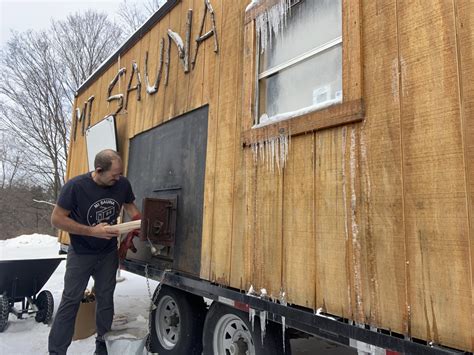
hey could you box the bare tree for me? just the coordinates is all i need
[0,11,125,199]
[0,30,69,198]
[0,132,25,189]
[51,10,125,93]
[118,0,165,34]
[0,134,53,239]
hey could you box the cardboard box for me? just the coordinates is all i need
[73,299,96,340]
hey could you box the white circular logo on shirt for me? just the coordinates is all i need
[87,198,120,226]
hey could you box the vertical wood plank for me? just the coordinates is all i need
[230,21,257,290]
[120,44,140,138]
[360,0,407,333]
[229,21,252,289]
[315,128,351,318]
[342,0,362,102]
[173,0,193,116]
[200,0,224,280]
[151,13,171,127]
[162,0,183,121]
[282,134,315,308]
[253,164,283,298]
[209,0,243,284]
[454,0,474,351]
[397,0,471,349]
[135,31,152,133]
[186,0,206,111]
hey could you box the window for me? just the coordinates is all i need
[241,0,363,146]
[256,0,342,126]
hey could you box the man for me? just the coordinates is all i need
[48,149,140,355]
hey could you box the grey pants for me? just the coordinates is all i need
[48,247,118,355]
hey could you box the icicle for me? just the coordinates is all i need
[249,307,256,331]
[249,131,290,173]
[350,126,363,317]
[271,138,276,173]
[254,0,291,53]
[341,126,348,241]
[350,127,359,241]
[279,290,287,353]
[259,310,267,345]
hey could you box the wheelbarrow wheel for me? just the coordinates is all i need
[35,290,54,324]
[0,295,9,332]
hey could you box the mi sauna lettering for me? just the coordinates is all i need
[74,0,218,140]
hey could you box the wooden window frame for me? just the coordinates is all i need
[241,0,364,146]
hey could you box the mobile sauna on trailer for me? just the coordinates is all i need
[62,0,474,354]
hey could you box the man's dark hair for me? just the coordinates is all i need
[94,149,121,172]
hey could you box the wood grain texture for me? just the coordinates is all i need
[454,0,474,350]
[209,0,244,285]
[228,15,249,290]
[151,12,171,127]
[342,0,362,101]
[162,0,182,121]
[253,161,283,298]
[136,31,153,133]
[360,0,408,333]
[173,1,193,117]
[282,134,315,308]
[314,127,350,318]
[397,0,471,349]
[230,22,257,291]
[199,0,223,281]
[186,0,206,112]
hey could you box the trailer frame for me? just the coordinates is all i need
[122,259,470,355]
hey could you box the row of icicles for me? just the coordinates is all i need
[251,133,290,172]
[250,0,293,170]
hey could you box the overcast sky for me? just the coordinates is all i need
[0,0,128,47]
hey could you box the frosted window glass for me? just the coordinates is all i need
[259,0,342,72]
[257,0,342,121]
[259,45,342,117]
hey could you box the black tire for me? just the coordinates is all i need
[34,290,54,324]
[148,285,206,355]
[203,302,291,355]
[0,295,9,332]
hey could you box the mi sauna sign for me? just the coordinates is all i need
[74,0,218,139]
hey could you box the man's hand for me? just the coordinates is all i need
[51,205,120,239]
[91,223,120,239]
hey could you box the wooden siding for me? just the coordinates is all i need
[64,0,473,351]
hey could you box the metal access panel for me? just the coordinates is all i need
[141,197,177,259]
[127,106,208,276]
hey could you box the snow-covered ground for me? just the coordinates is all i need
[0,234,157,355]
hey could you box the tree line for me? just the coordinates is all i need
[0,0,163,240]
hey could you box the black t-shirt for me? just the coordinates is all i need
[57,172,135,254]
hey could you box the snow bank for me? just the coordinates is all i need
[0,234,60,260]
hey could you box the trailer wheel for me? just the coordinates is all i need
[148,285,206,354]
[0,295,9,332]
[203,302,291,355]
[34,290,54,324]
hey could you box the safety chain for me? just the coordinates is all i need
[144,264,169,353]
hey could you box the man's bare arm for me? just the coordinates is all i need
[123,202,141,219]
[51,205,119,239]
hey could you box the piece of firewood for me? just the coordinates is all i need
[104,220,141,234]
